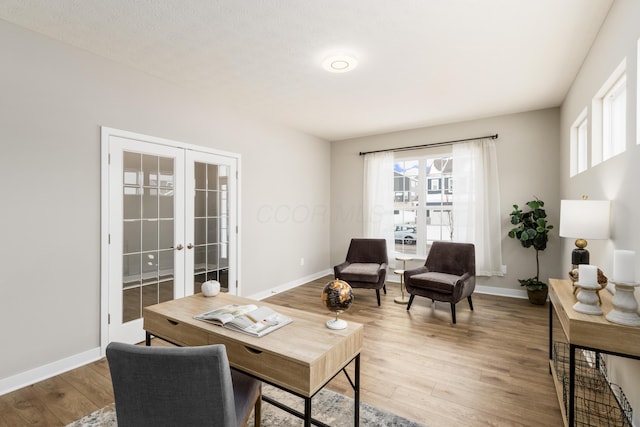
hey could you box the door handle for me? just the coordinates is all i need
[187,243,194,249]
[176,244,184,251]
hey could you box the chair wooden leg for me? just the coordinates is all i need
[254,395,262,427]
[383,284,387,294]
[406,295,415,310]
[450,303,457,324]
[467,295,474,311]
[376,289,381,306]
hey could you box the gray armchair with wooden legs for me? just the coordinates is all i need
[404,241,476,324]
[334,238,388,306]
[106,342,262,427]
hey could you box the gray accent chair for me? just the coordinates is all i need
[334,238,388,305]
[106,342,261,427]
[404,241,476,324]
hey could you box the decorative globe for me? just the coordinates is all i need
[322,279,354,329]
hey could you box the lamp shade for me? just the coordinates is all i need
[559,199,610,239]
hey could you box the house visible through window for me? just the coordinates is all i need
[394,155,452,256]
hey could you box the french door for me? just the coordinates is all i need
[102,129,238,346]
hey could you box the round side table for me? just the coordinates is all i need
[394,256,413,304]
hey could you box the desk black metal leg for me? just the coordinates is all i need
[569,344,576,426]
[304,397,312,427]
[355,353,360,426]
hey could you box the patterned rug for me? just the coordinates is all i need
[67,384,426,427]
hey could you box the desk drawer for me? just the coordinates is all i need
[144,311,208,346]
[207,335,310,396]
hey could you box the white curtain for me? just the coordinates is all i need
[363,152,395,263]
[452,139,503,276]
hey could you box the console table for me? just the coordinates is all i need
[143,293,364,427]
[548,278,640,426]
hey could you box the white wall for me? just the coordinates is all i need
[0,20,330,384]
[330,108,563,293]
[560,0,640,423]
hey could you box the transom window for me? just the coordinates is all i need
[570,109,588,176]
[592,59,627,165]
[602,73,626,161]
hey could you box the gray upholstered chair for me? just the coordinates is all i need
[334,238,388,305]
[404,241,476,324]
[106,342,261,427]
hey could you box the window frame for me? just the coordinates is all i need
[570,108,588,177]
[602,73,627,160]
[591,58,627,165]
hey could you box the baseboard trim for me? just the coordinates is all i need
[475,284,528,299]
[0,347,102,396]
[248,269,333,300]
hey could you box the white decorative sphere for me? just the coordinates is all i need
[202,280,221,297]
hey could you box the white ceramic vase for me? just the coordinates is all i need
[201,280,221,297]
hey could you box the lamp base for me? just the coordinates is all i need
[571,248,589,266]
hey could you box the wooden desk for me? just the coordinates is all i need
[143,293,364,427]
[549,278,640,426]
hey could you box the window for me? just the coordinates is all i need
[444,177,453,194]
[570,109,588,176]
[394,154,452,256]
[592,59,627,165]
[602,74,626,160]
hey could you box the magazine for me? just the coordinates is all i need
[194,304,292,337]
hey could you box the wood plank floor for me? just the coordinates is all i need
[0,275,563,427]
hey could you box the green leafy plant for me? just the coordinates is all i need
[508,198,554,290]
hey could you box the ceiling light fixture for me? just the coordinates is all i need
[322,54,358,73]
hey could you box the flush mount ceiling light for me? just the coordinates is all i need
[322,54,358,73]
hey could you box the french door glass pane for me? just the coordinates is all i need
[193,162,229,294]
[159,220,173,249]
[121,151,176,324]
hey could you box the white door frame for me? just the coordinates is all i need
[100,126,241,355]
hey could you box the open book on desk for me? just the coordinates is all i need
[194,304,292,337]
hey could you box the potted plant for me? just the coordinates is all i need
[508,198,554,305]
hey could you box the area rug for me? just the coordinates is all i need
[67,384,426,427]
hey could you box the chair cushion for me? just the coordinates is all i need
[408,272,462,294]
[339,263,382,283]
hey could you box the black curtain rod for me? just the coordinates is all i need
[358,133,498,156]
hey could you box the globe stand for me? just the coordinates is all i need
[326,312,347,330]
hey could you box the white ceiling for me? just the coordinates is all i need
[0,0,614,141]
